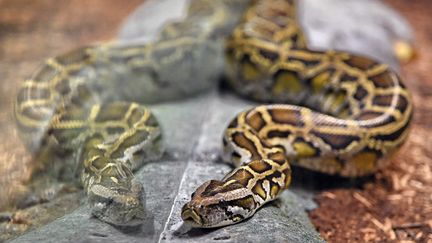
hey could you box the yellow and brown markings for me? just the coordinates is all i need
[245,109,267,131]
[310,131,361,151]
[248,159,273,173]
[228,195,256,211]
[370,118,411,143]
[251,179,267,200]
[33,64,60,82]
[231,131,262,160]
[94,103,133,122]
[222,0,411,188]
[224,158,290,204]
[267,150,287,165]
[350,151,378,173]
[223,168,254,186]
[342,55,380,71]
[268,106,304,126]
[55,47,95,66]
[352,84,369,102]
[264,127,293,140]
[368,69,397,88]
[272,70,303,94]
[200,180,231,197]
[292,139,318,158]
[17,85,52,102]
[240,57,263,81]
[309,70,332,93]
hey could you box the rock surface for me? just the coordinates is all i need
[10,92,324,243]
[10,0,413,242]
[300,0,413,70]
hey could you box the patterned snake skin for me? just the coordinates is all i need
[181,0,413,228]
[14,0,250,226]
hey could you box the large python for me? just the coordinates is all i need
[181,0,413,228]
[13,0,251,226]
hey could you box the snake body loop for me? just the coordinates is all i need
[14,0,250,226]
[182,0,412,228]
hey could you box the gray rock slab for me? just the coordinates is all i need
[11,0,413,242]
[300,0,413,71]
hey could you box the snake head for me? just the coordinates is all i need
[88,179,146,226]
[181,180,257,228]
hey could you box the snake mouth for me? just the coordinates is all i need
[181,208,203,226]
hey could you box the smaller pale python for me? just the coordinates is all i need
[13,0,250,226]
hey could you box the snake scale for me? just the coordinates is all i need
[13,0,412,228]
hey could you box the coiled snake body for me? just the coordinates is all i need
[181,0,412,227]
[14,0,412,228]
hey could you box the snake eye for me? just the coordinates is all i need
[105,197,114,206]
[191,192,196,198]
[219,199,227,206]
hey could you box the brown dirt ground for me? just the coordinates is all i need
[309,0,432,242]
[0,0,431,242]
